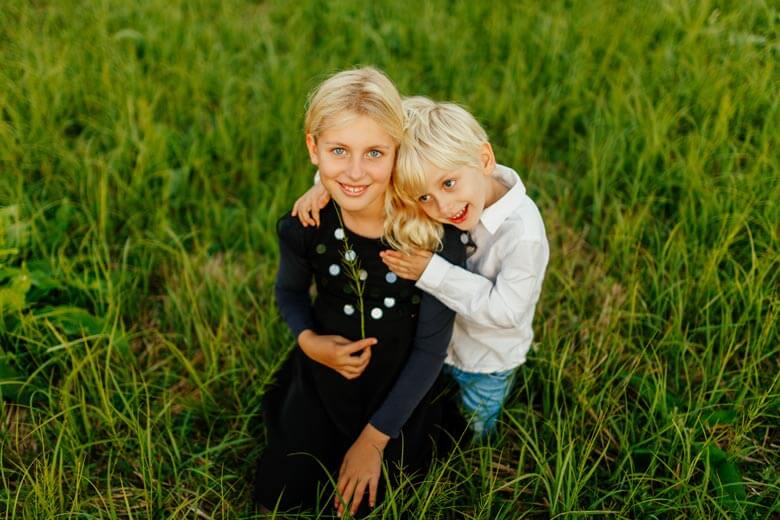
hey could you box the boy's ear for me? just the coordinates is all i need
[480,142,496,176]
[305,134,319,165]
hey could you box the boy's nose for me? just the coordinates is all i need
[437,198,455,216]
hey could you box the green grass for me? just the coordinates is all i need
[1,0,778,517]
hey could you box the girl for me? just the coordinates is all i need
[254,69,465,516]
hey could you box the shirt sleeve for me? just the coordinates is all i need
[275,214,315,339]
[416,237,548,330]
[369,227,466,438]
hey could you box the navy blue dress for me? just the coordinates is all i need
[254,202,466,512]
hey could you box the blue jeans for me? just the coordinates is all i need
[445,365,516,437]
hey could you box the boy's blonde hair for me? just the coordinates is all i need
[385,96,490,252]
[304,67,404,144]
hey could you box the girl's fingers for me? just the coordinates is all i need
[345,338,377,354]
[350,479,367,515]
[368,476,378,508]
[335,464,347,508]
[339,478,357,517]
[342,349,371,368]
[357,352,371,369]
[341,356,364,368]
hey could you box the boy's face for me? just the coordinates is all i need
[306,114,396,217]
[415,144,495,231]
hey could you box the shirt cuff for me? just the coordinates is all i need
[368,418,397,439]
[416,253,451,291]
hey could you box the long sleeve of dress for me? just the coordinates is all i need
[274,215,315,339]
[369,228,466,438]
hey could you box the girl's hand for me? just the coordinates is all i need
[379,249,433,281]
[335,424,389,517]
[297,330,376,380]
[291,182,330,227]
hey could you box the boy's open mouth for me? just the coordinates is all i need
[448,204,469,224]
[338,182,370,197]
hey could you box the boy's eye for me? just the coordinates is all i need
[367,150,382,159]
[418,194,431,203]
[332,147,346,156]
[443,179,456,189]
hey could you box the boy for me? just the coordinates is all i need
[380,97,549,437]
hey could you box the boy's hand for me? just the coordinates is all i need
[379,249,433,281]
[291,182,330,227]
[335,424,389,517]
[297,330,376,379]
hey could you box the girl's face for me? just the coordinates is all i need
[306,114,396,217]
[415,144,496,231]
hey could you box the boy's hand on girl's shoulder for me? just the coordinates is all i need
[379,249,433,281]
[297,330,376,379]
[291,182,330,227]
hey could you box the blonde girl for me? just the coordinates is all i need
[254,69,465,516]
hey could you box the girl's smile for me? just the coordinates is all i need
[338,182,371,196]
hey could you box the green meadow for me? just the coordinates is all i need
[1,0,778,517]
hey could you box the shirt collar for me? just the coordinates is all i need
[479,164,526,234]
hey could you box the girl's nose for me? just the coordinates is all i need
[345,159,363,181]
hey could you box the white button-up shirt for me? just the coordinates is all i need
[416,165,549,373]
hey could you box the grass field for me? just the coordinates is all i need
[1,0,778,517]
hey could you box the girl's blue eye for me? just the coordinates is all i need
[418,194,431,203]
[443,179,456,189]
[332,147,346,156]
[367,150,382,159]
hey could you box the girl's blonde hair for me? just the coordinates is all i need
[385,96,489,252]
[304,67,404,144]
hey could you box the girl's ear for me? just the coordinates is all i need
[480,142,496,176]
[306,134,319,165]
